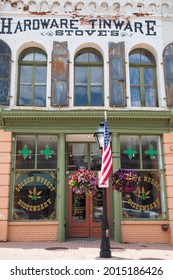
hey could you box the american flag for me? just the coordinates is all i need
[100,113,113,185]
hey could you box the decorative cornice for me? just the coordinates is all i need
[0,1,173,18]
[0,108,172,133]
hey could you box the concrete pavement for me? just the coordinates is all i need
[0,239,173,260]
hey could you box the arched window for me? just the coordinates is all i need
[74,48,103,106]
[0,40,11,105]
[163,43,173,107]
[129,49,157,107]
[18,48,47,107]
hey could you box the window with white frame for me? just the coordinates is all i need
[17,48,47,107]
[129,49,158,107]
[74,48,104,106]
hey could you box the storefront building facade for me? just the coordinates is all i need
[0,0,173,244]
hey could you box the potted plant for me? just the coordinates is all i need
[111,169,139,193]
[68,166,98,196]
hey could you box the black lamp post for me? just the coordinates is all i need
[94,122,112,258]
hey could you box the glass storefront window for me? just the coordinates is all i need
[12,135,58,221]
[141,136,159,169]
[13,171,56,220]
[120,136,140,169]
[37,136,57,169]
[67,142,101,171]
[16,136,36,169]
[120,135,166,220]
[122,171,162,219]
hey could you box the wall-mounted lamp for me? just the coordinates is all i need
[161,224,169,231]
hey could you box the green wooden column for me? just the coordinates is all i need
[57,133,66,242]
[112,133,122,242]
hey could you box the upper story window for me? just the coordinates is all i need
[0,40,11,106]
[17,48,47,107]
[74,48,104,106]
[129,49,158,107]
[163,43,173,107]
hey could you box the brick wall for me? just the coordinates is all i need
[121,221,170,243]
[163,133,173,244]
[8,222,58,241]
[0,130,11,241]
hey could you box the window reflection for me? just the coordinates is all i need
[129,49,157,107]
[72,194,86,222]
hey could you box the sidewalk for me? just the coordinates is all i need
[0,239,173,260]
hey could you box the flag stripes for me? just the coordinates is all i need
[100,116,112,185]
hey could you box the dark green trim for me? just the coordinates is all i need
[0,108,173,133]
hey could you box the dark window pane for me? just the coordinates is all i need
[167,80,173,106]
[141,53,154,64]
[67,143,87,171]
[165,57,173,80]
[130,87,141,107]
[144,88,156,107]
[144,68,154,85]
[13,171,56,220]
[90,67,102,83]
[20,66,32,83]
[72,193,86,222]
[22,53,34,61]
[35,66,47,83]
[16,136,35,169]
[0,56,10,78]
[164,44,173,55]
[74,86,88,106]
[120,136,140,169]
[90,143,101,171]
[34,52,47,62]
[122,171,161,220]
[37,136,57,169]
[90,86,103,106]
[129,53,140,63]
[0,80,9,104]
[130,68,140,85]
[75,53,88,63]
[89,53,102,63]
[142,136,159,169]
[34,86,46,106]
[19,85,32,106]
[75,67,87,84]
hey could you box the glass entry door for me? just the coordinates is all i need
[68,188,110,238]
[67,141,110,238]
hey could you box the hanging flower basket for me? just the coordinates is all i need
[111,169,139,193]
[68,166,98,195]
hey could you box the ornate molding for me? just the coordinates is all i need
[0,1,173,18]
[0,109,172,133]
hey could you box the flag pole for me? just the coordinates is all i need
[100,111,111,258]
